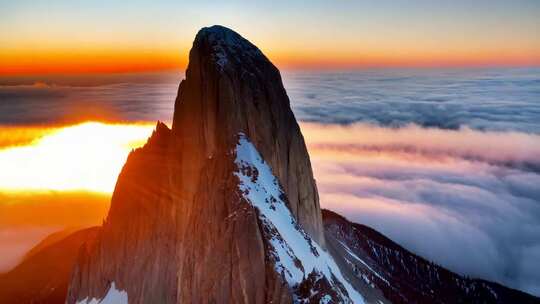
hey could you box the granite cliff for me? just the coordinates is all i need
[67,25,358,304]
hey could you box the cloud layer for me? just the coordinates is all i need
[0,80,178,125]
[284,68,540,132]
[1,68,539,295]
[301,123,540,296]
[2,68,539,132]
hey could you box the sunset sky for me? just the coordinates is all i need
[1,0,540,74]
[1,0,540,297]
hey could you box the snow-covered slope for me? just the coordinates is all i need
[235,133,365,303]
[76,282,128,304]
[323,210,540,304]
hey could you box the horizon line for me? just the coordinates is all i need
[3,63,540,76]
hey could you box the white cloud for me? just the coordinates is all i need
[302,123,540,296]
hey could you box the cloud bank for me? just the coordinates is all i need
[0,81,177,125]
[300,123,540,296]
[1,68,539,295]
[2,68,539,133]
[284,68,540,132]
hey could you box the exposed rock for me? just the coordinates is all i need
[0,227,99,304]
[67,25,326,304]
[171,25,325,244]
[6,207,540,303]
[322,209,540,304]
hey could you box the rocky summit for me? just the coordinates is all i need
[67,25,340,304]
[53,25,540,304]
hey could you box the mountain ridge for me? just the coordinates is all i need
[322,209,540,304]
[0,227,100,304]
[4,208,539,303]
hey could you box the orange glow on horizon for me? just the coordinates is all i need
[2,121,540,195]
[2,47,539,75]
[269,48,540,69]
[0,48,187,75]
[0,122,155,193]
[0,190,110,227]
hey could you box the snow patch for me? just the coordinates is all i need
[320,295,332,304]
[337,240,390,285]
[76,282,128,304]
[234,133,365,303]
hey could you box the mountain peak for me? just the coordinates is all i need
[190,25,268,73]
[172,26,326,248]
[196,25,257,51]
[68,26,330,304]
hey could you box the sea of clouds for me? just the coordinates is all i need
[284,68,540,133]
[1,68,539,295]
[301,123,540,295]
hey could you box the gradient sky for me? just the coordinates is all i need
[1,0,540,72]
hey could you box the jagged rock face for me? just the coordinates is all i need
[67,26,326,304]
[69,123,177,303]
[171,26,325,244]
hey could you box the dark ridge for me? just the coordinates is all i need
[322,209,540,304]
[0,227,100,304]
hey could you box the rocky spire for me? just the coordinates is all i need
[67,26,332,304]
[171,25,325,244]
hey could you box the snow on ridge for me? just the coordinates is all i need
[234,133,365,303]
[337,240,390,285]
[76,282,128,304]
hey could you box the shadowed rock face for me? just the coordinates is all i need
[67,25,325,304]
[171,25,325,244]
[0,227,100,304]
